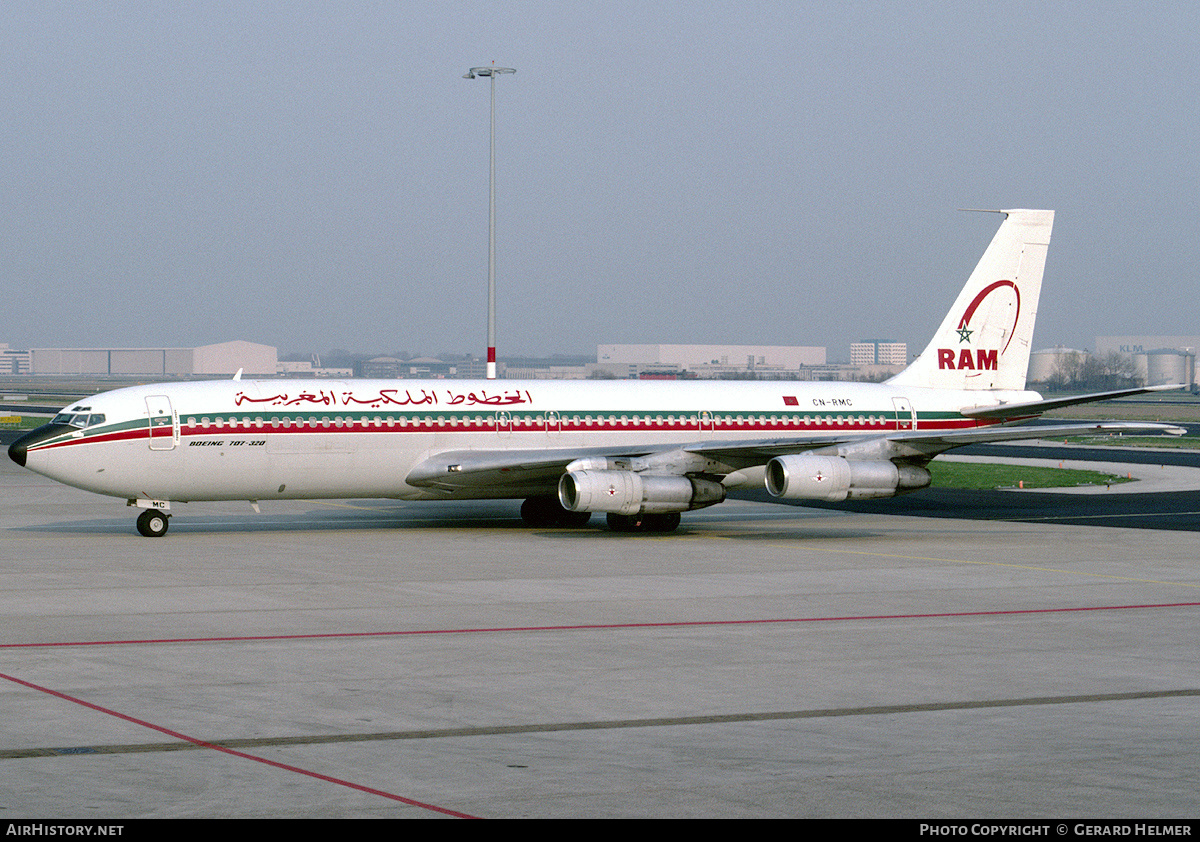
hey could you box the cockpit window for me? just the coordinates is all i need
[52,413,104,428]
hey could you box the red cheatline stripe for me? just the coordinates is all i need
[31,428,146,451]
[4,603,1197,650]
[30,415,1001,450]
[0,670,479,818]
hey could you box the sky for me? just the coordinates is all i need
[3,2,1198,360]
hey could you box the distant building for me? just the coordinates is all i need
[503,354,592,380]
[1095,336,1199,388]
[851,340,907,366]
[0,344,31,375]
[1095,336,1200,356]
[1144,349,1196,388]
[278,360,315,375]
[353,356,491,379]
[354,357,406,379]
[505,365,589,380]
[27,341,277,377]
[1028,347,1088,385]
[595,344,826,380]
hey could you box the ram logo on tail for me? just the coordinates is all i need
[935,279,1019,370]
[938,347,999,370]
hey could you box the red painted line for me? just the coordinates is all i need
[0,670,479,818]
[4,602,1196,650]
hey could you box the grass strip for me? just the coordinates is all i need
[930,461,1133,490]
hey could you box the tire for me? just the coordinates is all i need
[523,496,594,528]
[642,512,681,533]
[606,513,642,532]
[136,509,169,537]
[521,496,561,527]
[607,512,681,533]
[559,509,592,527]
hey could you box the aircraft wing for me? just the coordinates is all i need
[406,421,1184,494]
[404,433,860,494]
[408,419,1185,494]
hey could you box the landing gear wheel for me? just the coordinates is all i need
[521,496,560,527]
[642,512,681,533]
[606,513,643,532]
[606,512,682,533]
[560,509,592,527]
[136,509,170,537]
[521,496,592,528]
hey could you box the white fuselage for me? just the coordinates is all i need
[22,378,1036,503]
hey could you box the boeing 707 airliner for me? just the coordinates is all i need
[9,210,1183,536]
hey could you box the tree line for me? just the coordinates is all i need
[1036,351,1142,392]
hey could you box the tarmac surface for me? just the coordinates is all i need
[1,451,1198,819]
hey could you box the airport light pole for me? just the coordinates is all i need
[463,65,516,380]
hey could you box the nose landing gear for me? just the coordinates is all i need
[136,509,170,537]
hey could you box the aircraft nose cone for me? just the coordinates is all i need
[8,424,68,468]
[8,433,30,467]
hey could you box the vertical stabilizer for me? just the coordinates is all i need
[887,209,1053,391]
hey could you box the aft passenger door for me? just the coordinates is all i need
[891,397,916,432]
[146,395,178,450]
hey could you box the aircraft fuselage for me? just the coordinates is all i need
[12,377,1035,503]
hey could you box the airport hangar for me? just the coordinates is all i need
[20,341,278,378]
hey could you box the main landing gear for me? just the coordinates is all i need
[136,509,170,537]
[605,512,681,533]
[519,497,681,532]
[520,496,592,528]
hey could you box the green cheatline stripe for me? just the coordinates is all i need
[6,688,1195,760]
[44,406,975,445]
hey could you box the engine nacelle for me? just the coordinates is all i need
[558,470,726,515]
[764,454,930,502]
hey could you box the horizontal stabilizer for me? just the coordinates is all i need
[911,421,1185,448]
[962,384,1187,420]
[689,421,1185,464]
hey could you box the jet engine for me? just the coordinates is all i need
[764,454,930,502]
[558,469,726,515]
